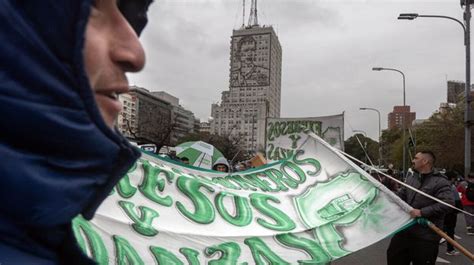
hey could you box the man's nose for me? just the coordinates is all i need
[110,18,146,73]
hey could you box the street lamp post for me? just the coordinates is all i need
[360,107,382,166]
[398,8,472,177]
[372,67,407,177]
[353,130,367,137]
[353,130,369,164]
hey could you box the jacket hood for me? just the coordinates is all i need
[213,157,230,168]
[0,0,148,229]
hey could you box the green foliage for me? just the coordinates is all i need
[381,103,464,171]
[344,134,379,165]
[414,104,464,170]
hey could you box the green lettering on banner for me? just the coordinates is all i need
[150,246,184,265]
[225,175,258,191]
[215,192,252,227]
[278,122,287,136]
[179,248,200,265]
[315,224,348,258]
[171,166,185,175]
[118,201,159,237]
[280,161,307,186]
[292,151,321,176]
[212,177,240,189]
[113,235,144,265]
[72,216,108,265]
[275,233,331,264]
[288,134,301,149]
[206,242,242,265]
[243,173,277,192]
[244,237,290,265]
[140,160,173,207]
[116,163,138,199]
[176,176,216,224]
[250,193,295,231]
[267,145,295,161]
[267,123,276,141]
[261,169,290,191]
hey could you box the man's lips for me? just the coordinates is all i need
[94,85,129,98]
[93,86,129,124]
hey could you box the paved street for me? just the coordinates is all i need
[334,217,474,265]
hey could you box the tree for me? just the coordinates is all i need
[380,103,464,172]
[123,98,176,153]
[380,128,403,169]
[344,134,379,166]
[414,103,464,171]
[125,119,176,153]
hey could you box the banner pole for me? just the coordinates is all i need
[427,221,474,261]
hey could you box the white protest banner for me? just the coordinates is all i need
[73,132,413,264]
[265,114,344,162]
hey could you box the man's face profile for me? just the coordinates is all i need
[412,152,428,172]
[84,0,146,129]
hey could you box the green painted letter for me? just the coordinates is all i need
[215,192,252,227]
[118,201,159,237]
[113,235,144,265]
[244,237,289,265]
[250,193,295,231]
[72,216,108,265]
[176,176,215,224]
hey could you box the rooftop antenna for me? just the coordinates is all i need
[247,0,259,27]
[242,0,246,28]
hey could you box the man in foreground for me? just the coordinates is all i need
[0,0,152,263]
[386,151,453,265]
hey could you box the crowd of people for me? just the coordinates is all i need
[164,149,250,173]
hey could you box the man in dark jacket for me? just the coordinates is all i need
[386,151,453,265]
[0,0,152,264]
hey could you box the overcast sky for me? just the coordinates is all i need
[128,0,467,141]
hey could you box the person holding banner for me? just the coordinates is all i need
[386,151,453,265]
[0,0,152,264]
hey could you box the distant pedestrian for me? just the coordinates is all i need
[168,149,180,162]
[457,173,474,235]
[237,162,247,171]
[443,171,462,256]
[386,151,453,265]
[212,157,230,172]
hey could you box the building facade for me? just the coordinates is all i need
[388,105,416,130]
[152,91,198,145]
[210,25,282,152]
[447,80,474,104]
[118,86,172,145]
[199,121,211,134]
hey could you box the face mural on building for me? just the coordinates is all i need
[230,35,270,87]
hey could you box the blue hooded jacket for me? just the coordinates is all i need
[0,0,151,263]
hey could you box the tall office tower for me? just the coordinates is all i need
[210,1,282,153]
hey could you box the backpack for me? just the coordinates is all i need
[465,181,474,202]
